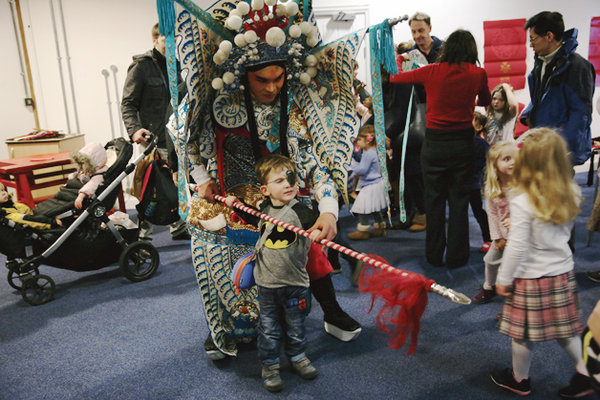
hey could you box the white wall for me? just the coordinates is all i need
[1,0,599,161]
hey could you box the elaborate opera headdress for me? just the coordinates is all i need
[210,0,320,93]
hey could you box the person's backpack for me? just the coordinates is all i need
[135,159,179,225]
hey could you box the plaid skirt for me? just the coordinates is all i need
[498,270,584,341]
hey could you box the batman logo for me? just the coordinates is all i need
[261,222,297,249]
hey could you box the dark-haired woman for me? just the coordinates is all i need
[391,29,491,268]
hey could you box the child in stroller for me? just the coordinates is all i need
[1,138,161,305]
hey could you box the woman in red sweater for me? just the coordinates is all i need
[391,29,491,268]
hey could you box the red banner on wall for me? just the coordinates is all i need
[483,19,527,90]
[590,17,600,86]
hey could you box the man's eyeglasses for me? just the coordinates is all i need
[529,35,542,43]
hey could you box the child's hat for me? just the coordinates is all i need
[71,142,107,173]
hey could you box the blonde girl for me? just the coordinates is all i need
[491,128,591,397]
[485,83,518,144]
[347,125,388,240]
[472,141,518,304]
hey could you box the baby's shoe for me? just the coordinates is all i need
[262,362,284,392]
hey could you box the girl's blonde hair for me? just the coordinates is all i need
[484,141,518,199]
[514,128,581,224]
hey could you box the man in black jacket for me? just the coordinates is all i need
[121,23,189,241]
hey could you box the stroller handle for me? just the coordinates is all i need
[142,134,158,155]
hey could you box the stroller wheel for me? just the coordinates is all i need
[21,274,55,306]
[119,241,159,282]
[6,264,39,290]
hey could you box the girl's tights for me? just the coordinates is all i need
[483,262,499,290]
[512,336,587,381]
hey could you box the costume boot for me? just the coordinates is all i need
[370,222,387,238]
[327,248,343,274]
[310,274,361,341]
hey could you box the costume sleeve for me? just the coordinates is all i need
[477,69,492,107]
[291,134,338,219]
[232,200,263,227]
[186,141,212,186]
[121,61,144,139]
[292,202,319,230]
[496,195,532,286]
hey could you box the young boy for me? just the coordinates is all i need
[225,154,320,393]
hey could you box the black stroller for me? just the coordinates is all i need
[1,137,160,305]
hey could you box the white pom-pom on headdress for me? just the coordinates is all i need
[211,77,224,90]
[244,30,258,43]
[226,15,243,31]
[306,34,319,48]
[265,0,277,6]
[229,8,242,17]
[219,40,233,54]
[289,24,301,38]
[213,51,227,65]
[299,21,312,35]
[275,4,287,16]
[266,27,286,48]
[234,33,247,47]
[299,72,311,85]
[222,72,235,85]
[306,66,317,78]
[251,0,264,11]
[304,54,317,67]
[236,1,250,15]
[285,1,299,17]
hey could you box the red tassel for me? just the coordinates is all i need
[358,255,434,355]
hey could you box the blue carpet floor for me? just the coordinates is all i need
[1,172,599,400]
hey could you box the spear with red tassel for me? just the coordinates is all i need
[212,194,471,354]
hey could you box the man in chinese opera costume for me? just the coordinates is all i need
[158,0,368,359]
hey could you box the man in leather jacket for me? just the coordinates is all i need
[121,23,189,241]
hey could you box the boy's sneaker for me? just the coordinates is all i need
[472,286,496,304]
[558,372,594,398]
[262,363,284,392]
[491,368,531,396]
[291,356,318,380]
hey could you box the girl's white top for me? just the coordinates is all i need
[496,189,579,286]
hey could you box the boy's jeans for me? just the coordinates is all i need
[257,285,310,364]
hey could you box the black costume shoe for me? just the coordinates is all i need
[172,231,191,241]
[310,274,361,341]
[203,335,226,361]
